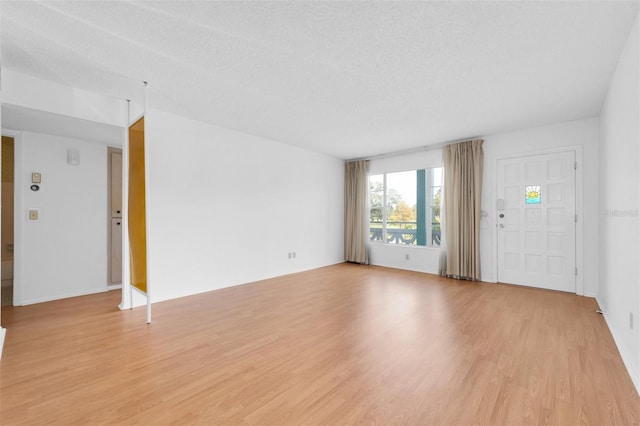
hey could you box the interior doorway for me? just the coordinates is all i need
[108,147,123,285]
[2,136,15,306]
[2,105,127,307]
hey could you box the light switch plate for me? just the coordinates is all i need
[32,173,41,183]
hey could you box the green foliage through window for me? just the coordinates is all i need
[369,168,442,246]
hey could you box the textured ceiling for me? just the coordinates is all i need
[2,1,638,159]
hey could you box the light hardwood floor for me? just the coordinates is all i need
[1,263,638,425]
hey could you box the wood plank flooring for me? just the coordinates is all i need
[1,263,638,425]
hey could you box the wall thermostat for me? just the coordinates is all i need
[32,172,41,183]
[30,184,40,191]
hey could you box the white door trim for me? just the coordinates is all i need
[494,146,584,295]
[0,130,21,358]
[2,130,23,306]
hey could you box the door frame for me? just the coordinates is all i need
[494,146,584,295]
[107,146,123,285]
[2,130,21,306]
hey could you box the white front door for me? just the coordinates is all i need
[497,151,576,292]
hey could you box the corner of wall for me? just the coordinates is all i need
[0,327,6,360]
[596,296,640,396]
[596,10,640,398]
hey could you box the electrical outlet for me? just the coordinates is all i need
[28,208,39,221]
[630,312,634,330]
[405,253,410,260]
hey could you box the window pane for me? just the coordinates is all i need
[429,167,443,246]
[369,174,384,242]
[432,167,443,186]
[386,171,417,245]
[525,185,541,204]
[430,195,442,246]
[369,169,441,246]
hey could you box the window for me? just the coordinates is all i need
[428,168,442,246]
[369,167,443,246]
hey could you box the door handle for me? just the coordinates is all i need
[116,222,121,226]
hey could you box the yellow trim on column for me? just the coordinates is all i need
[128,117,147,294]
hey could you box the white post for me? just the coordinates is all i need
[146,294,151,324]
[143,81,151,324]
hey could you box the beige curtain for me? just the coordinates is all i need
[344,160,370,264]
[442,139,483,280]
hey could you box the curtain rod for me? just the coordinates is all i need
[346,135,482,162]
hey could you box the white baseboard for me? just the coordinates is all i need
[596,297,640,396]
[20,287,108,306]
[0,327,6,360]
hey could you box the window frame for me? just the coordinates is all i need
[369,166,443,248]
[426,167,443,247]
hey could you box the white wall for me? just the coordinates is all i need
[368,118,599,287]
[143,109,344,303]
[598,15,639,392]
[481,118,600,295]
[15,132,109,304]
[1,69,344,309]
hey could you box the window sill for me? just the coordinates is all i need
[369,242,442,251]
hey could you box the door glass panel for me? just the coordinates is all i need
[525,185,541,204]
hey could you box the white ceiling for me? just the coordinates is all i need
[2,1,638,159]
